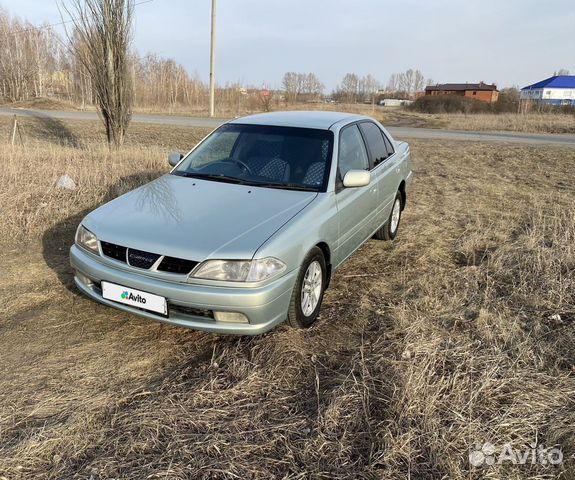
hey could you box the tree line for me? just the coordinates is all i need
[0,8,207,110]
[0,7,432,109]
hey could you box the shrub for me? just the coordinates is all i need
[492,89,520,113]
[409,95,491,114]
[410,91,574,115]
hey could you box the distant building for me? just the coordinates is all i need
[425,82,499,103]
[378,98,413,107]
[520,75,575,106]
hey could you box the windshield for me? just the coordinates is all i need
[173,124,333,191]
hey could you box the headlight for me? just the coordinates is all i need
[191,257,286,282]
[247,257,286,282]
[75,225,99,255]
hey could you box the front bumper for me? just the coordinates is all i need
[70,245,297,335]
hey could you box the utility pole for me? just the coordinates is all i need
[209,0,217,117]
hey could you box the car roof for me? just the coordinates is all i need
[228,111,368,130]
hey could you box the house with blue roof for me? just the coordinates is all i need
[520,75,575,106]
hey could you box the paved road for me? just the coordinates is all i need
[1,107,574,146]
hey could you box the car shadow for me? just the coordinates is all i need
[42,170,165,293]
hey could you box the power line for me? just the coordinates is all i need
[3,0,154,37]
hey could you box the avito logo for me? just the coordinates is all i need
[121,290,147,304]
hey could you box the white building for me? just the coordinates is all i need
[520,75,575,106]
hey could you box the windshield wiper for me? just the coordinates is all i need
[175,172,246,184]
[174,172,317,191]
[250,182,318,192]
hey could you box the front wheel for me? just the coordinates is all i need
[287,247,326,329]
[374,193,402,241]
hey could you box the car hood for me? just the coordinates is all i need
[84,174,317,262]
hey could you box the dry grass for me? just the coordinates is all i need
[403,111,575,134]
[0,116,210,242]
[275,105,575,134]
[0,116,574,478]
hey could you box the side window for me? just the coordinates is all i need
[338,125,369,179]
[359,122,388,167]
[382,133,395,157]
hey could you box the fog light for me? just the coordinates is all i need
[213,311,249,324]
[76,271,94,288]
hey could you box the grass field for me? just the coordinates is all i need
[0,116,574,479]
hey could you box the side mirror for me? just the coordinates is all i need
[343,169,371,188]
[168,152,183,167]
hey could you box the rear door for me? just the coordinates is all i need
[334,124,379,265]
[359,122,402,224]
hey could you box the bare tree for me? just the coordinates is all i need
[63,0,134,147]
[398,69,414,94]
[553,69,570,76]
[68,30,95,107]
[303,73,324,101]
[282,72,299,103]
[387,68,428,98]
[283,72,324,103]
[334,73,381,103]
[413,70,425,93]
[387,73,398,92]
[338,73,359,103]
[0,9,62,102]
[358,74,380,103]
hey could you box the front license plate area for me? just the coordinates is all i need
[101,281,168,316]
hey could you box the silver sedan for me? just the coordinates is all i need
[70,111,412,334]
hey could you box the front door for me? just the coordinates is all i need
[334,124,379,265]
[358,122,402,224]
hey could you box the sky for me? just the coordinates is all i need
[2,0,575,91]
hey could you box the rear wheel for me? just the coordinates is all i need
[287,247,326,329]
[374,192,402,241]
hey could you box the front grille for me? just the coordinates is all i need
[101,241,127,262]
[127,248,161,269]
[100,240,197,275]
[158,256,198,275]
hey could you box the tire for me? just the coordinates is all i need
[287,247,327,329]
[374,192,402,241]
